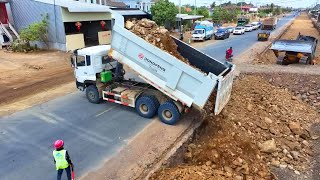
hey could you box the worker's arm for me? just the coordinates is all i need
[66,151,73,165]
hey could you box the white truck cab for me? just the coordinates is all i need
[71,45,117,91]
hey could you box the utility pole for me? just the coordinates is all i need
[179,0,181,14]
[194,0,196,15]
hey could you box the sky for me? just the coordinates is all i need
[169,0,318,8]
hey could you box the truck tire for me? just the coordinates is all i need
[86,85,101,104]
[158,101,180,125]
[135,96,158,118]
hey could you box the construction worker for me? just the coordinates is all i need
[53,139,73,180]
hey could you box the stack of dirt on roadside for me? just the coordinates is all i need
[151,75,319,180]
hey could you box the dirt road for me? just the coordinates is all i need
[0,50,74,115]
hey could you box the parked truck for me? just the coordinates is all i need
[192,21,214,41]
[72,13,235,125]
[262,17,278,30]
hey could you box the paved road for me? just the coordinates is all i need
[0,13,296,180]
[200,14,296,61]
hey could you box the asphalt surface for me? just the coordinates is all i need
[0,14,296,180]
[200,14,296,61]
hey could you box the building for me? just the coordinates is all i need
[112,0,158,13]
[0,0,19,47]
[1,0,150,51]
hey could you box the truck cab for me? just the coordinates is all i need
[71,45,117,91]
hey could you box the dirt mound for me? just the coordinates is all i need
[126,19,188,64]
[151,75,319,180]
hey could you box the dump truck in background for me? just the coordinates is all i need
[71,13,236,125]
[270,33,318,65]
[262,17,278,30]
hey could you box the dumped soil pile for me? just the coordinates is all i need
[254,13,320,65]
[151,75,319,180]
[126,19,188,64]
[257,73,320,113]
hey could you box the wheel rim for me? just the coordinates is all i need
[162,110,173,121]
[88,91,96,100]
[139,104,149,114]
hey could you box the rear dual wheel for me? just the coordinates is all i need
[135,95,159,118]
[158,101,181,125]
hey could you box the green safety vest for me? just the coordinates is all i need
[53,150,69,170]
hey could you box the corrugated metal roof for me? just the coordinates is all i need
[112,9,147,15]
[34,0,112,12]
[176,14,204,20]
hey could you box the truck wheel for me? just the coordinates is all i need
[86,85,101,104]
[135,96,157,118]
[158,101,180,125]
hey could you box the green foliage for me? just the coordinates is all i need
[274,7,282,15]
[20,14,49,46]
[197,7,209,18]
[151,0,178,26]
[212,7,240,23]
[211,2,216,9]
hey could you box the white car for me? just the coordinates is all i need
[233,27,245,35]
[244,24,253,32]
[251,22,260,30]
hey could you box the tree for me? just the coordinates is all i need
[197,7,209,18]
[151,0,178,26]
[19,14,49,49]
[211,2,216,9]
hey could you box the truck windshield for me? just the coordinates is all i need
[193,30,204,34]
[76,56,85,66]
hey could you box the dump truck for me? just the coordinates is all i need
[257,31,270,41]
[270,33,318,65]
[71,13,235,125]
[262,17,277,30]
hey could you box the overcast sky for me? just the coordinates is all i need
[169,0,318,8]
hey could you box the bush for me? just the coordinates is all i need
[15,14,49,52]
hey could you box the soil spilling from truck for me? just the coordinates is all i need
[125,19,189,64]
[151,74,319,179]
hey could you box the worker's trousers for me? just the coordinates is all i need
[57,166,71,180]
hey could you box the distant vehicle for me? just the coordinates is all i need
[225,26,235,33]
[257,22,262,28]
[244,24,253,32]
[192,21,214,41]
[257,31,271,41]
[262,17,278,30]
[214,28,230,40]
[237,18,249,26]
[233,27,245,35]
[251,22,260,30]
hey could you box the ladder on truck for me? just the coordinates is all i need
[0,21,19,48]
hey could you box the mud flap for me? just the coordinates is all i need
[214,66,236,115]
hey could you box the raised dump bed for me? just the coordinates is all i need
[109,14,235,115]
